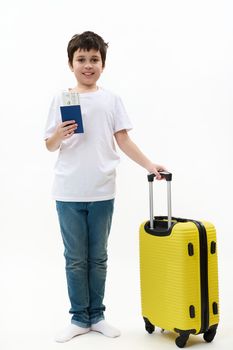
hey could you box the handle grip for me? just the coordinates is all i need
[147,171,172,182]
[148,171,172,229]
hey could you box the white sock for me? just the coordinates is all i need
[55,324,90,343]
[91,320,121,338]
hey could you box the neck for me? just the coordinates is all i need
[74,84,98,93]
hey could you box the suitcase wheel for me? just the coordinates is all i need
[203,325,217,343]
[143,317,155,334]
[175,333,189,348]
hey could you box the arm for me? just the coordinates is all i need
[114,129,166,179]
[45,120,77,152]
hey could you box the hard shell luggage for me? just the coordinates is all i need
[139,172,219,348]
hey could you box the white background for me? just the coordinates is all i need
[0,0,232,349]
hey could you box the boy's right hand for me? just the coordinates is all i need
[55,120,78,140]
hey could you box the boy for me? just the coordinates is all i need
[44,31,166,342]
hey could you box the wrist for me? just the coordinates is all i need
[145,162,154,173]
[46,133,62,152]
[54,129,63,142]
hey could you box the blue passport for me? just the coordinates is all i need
[60,105,84,133]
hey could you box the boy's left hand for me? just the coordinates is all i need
[147,163,167,180]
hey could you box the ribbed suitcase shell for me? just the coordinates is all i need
[139,218,219,338]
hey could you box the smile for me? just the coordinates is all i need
[83,72,94,76]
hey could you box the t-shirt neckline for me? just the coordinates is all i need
[68,86,102,96]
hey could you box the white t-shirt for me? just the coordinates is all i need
[44,87,133,202]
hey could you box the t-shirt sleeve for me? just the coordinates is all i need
[44,94,61,140]
[113,95,133,134]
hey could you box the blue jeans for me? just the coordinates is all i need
[56,199,114,328]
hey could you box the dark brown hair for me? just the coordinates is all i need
[67,31,108,67]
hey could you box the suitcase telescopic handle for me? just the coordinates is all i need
[147,171,172,229]
[147,171,172,182]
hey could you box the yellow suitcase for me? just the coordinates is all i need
[139,172,219,348]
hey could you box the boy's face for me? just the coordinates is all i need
[69,49,104,90]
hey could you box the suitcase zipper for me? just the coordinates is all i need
[192,220,209,333]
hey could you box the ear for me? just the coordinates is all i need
[68,60,74,72]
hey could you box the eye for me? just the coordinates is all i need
[91,58,99,63]
[77,58,85,63]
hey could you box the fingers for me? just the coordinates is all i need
[64,131,75,138]
[58,121,78,139]
[156,167,166,180]
[63,123,77,133]
[62,120,76,127]
[157,168,171,181]
[152,165,168,180]
[156,165,167,172]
